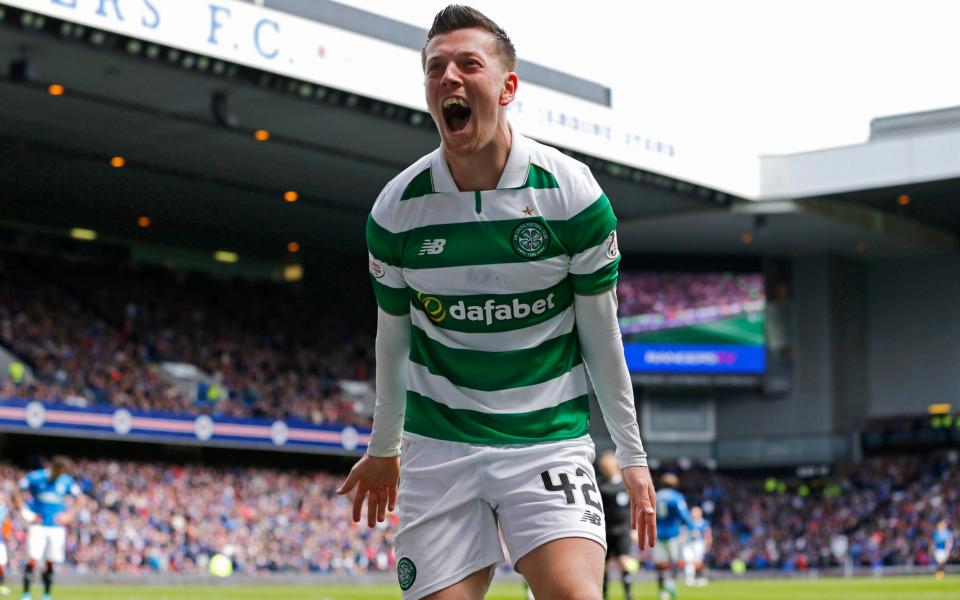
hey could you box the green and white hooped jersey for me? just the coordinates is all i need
[367,134,620,446]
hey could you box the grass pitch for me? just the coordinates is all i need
[41,576,960,599]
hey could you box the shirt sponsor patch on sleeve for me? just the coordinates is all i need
[605,231,619,260]
[369,257,385,278]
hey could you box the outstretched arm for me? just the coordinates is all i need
[337,308,410,527]
[14,476,37,523]
[575,288,656,548]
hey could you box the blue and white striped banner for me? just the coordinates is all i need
[0,398,369,454]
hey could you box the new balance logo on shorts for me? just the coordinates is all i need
[580,510,602,526]
[418,238,446,255]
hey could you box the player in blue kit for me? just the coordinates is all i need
[682,506,711,587]
[13,457,85,600]
[653,474,695,600]
[932,520,953,580]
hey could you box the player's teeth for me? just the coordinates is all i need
[443,98,467,109]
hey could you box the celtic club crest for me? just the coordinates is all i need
[397,557,417,591]
[512,221,550,258]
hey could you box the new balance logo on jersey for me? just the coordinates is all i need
[580,511,602,526]
[418,239,446,255]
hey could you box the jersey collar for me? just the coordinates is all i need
[496,129,531,189]
[431,126,531,193]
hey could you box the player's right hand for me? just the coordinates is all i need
[623,465,657,550]
[336,454,400,528]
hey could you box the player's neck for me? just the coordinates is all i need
[443,121,512,192]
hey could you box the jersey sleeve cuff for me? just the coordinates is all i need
[617,453,649,469]
[366,443,401,457]
[371,277,410,314]
[570,260,620,295]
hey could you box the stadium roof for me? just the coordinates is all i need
[0,7,720,267]
[748,106,960,256]
[1,2,958,268]
[570,105,960,258]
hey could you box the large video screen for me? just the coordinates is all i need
[617,272,766,374]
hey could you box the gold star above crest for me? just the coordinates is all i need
[522,206,534,217]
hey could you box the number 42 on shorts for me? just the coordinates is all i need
[540,467,603,511]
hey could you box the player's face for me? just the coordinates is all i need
[423,28,517,157]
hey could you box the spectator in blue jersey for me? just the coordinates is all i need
[681,506,711,587]
[932,520,953,580]
[13,457,84,600]
[653,473,695,600]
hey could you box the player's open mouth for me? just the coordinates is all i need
[442,97,471,133]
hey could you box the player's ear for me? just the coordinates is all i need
[500,71,518,107]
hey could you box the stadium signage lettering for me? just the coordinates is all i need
[46,0,161,28]
[643,350,737,366]
[207,3,281,60]
[511,99,675,159]
[30,1,286,61]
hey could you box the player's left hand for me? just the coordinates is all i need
[623,465,657,550]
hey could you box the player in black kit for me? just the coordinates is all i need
[598,450,635,600]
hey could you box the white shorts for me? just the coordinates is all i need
[27,525,67,563]
[682,540,706,564]
[0,542,6,567]
[934,549,949,565]
[653,537,682,566]
[395,435,606,600]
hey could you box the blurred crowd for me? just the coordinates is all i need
[0,253,373,426]
[666,450,959,571]
[0,451,954,575]
[617,272,764,319]
[0,458,396,575]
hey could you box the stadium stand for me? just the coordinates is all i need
[0,458,397,575]
[0,252,373,426]
[0,451,954,575]
[662,450,959,571]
